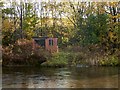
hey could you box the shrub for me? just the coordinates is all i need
[2,39,49,66]
[99,55,119,66]
[41,51,89,67]
[41,52,68,67]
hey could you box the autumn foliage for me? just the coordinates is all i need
[1,1,120,66]
[2,39,50,66]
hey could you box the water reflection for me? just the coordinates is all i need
[2,66,119,88]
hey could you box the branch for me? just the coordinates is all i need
[62,12,77,28]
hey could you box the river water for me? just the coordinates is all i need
[2,66,119,88]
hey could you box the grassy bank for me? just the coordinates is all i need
[2,40,120,67]
[41,45,119,67]
[41,51,119,67]
[41,52,68,67]
[3,50,119,67]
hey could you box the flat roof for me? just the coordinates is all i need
[32,37,57,40]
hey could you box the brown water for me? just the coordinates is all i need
[2,66,119,88]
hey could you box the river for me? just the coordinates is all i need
[2,66,119,88]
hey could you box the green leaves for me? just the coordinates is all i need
[2,8,15,15]
[1,1,119,52]
[99,55,119,66]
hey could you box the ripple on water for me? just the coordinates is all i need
[2,67,119,88]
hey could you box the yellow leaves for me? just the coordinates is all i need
[98,8,106,14]
[108,2,118,7]
[109,22,119,29]
[2,19,14,31]
[48,33,53,37]
[61,32,68,37]
[26,30,34,35]
[108,14,113,18]
[109,14,120,19]
[62,37,68,43]
[108,30,118,43]
[108,31,113,39]
[25,30,34,39]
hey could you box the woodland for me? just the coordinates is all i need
[1,1,120,67]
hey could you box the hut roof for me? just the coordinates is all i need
[32,37,49,40]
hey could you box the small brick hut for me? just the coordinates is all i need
[32,37,58,53]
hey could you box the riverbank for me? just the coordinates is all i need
[2,39,50,66]
[2,39,120,67]
[2,49,120,67]
[41,51,119,67]
[36,45,119,67]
